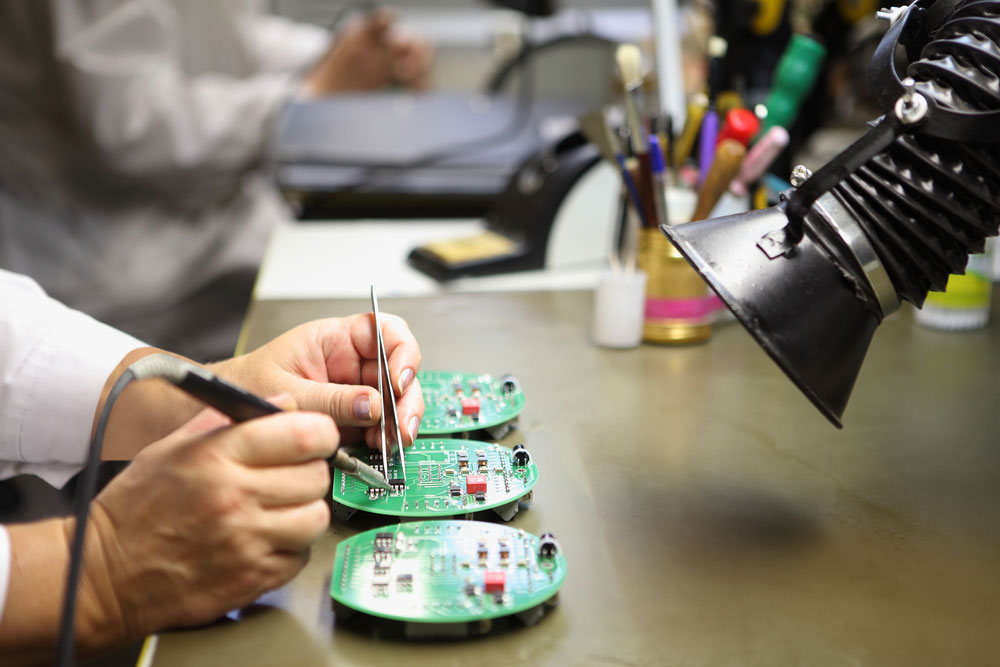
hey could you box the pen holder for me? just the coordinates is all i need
[638,228,715,344]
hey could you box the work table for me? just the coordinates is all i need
[151,289,1000,666]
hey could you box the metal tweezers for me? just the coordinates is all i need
[371,285,407,485]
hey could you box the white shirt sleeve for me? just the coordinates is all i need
[245,13,330,74]
[0,525,9,628]
[0,269,144,487]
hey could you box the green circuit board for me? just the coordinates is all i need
[418,371,525,435]
[332,439,538,519]
[330,521,566,624]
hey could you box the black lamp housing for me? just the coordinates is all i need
[662,0,1000,427]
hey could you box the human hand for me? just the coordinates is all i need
[79,396,337,641]
[303,8,433,95]
[214,314,424,450]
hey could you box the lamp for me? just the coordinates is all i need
[661,0,1000,427]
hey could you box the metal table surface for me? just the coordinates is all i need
[152,290,1000,666]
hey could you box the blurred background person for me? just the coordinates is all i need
[0,0,432,361]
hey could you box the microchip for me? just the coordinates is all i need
[374,532,393,547]
[484,571,505,593]
[464,583,477,597]
[374,545,392,566]
[450,484,462,497]
[475,491,486,502]
[396,573,413,592]
[466,474,487,494]
[389,478,405,490]
[461,397,480,416]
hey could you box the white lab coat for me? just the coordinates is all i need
[0,0,329,360]
[0,268,145,629]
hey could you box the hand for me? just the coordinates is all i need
[303,8,433,95]
[214,314,425,450]
[80,397,338,641]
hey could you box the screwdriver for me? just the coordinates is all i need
[171,362,390,490]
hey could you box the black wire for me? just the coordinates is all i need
[56,369,136,667]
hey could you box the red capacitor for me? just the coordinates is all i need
[484,571,506,593]
[461,397,480,416]
[466,474,487,494]
[716,108,760,148]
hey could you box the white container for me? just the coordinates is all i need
[591,269,648,348]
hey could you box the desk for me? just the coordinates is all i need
[152,290,1000,666]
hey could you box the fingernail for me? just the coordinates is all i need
[353,394,371,421]
[399,368,414,393]
[408,415,420,443]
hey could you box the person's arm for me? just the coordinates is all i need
[52,0,297,181]
[301,8,433,96]
[0,397,339,664]
[98,313,425,460]
[0,270,143,487]
[244,11,330,74]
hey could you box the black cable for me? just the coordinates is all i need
[56,368,137,667]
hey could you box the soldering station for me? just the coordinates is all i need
[3,0,999,665]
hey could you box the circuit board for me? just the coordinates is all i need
[332,439,538,521]
[330,520,566,629]
[418,371,525,435]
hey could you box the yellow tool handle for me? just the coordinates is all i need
[691,139,746,222]
[673,93,708,167]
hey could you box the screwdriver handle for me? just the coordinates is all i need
[691,138,746,222]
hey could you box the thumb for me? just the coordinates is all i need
[295,379,382,428]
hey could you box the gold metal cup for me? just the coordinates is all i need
[638,229,714,344]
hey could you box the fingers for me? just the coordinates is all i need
[363,7,394,37]
[247,458,331,508]
[259,499,331,552]
[363,377,424,450]
[295,379,381,429]
[225,412,339,466]
[349,312,421,397]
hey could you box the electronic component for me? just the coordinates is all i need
[538,533,560,559]
[511,444,531,466]
[374,532,394,548]
[466,474,487,495]
[418,371,525,436]
[331,521,566,634]
[484,571,505,594]
[389,478,405,490]
[331,439,539,521]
